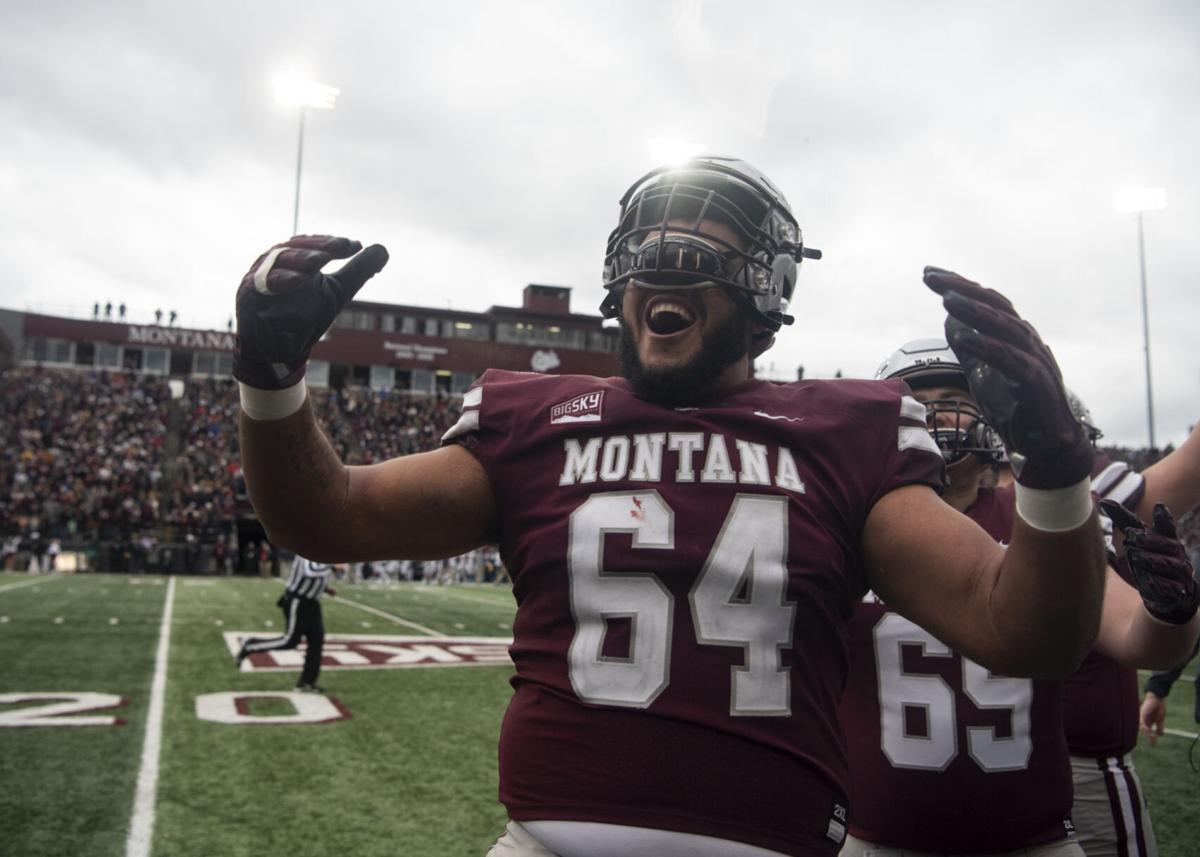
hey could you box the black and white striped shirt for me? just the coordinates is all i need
[283,556,333,601]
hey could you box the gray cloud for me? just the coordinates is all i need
[1,0,1196,446]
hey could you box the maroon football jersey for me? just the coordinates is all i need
[1061,650,1139,757]
[1061,452,1147,758]
[840,485,1076,852]
[446,369,943,856]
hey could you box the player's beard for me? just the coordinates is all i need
[618,309,751,406]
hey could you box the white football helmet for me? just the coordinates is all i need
[876,338,1004,465]
[1065,388,1103,443]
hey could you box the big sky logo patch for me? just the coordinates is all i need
[550,391,604,425]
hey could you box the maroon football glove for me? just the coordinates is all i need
[234,235,389,390]
[1101,499,1200,626]
[924,267,1092,490]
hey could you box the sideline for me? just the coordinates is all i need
[0,573,68,594]
[125,576,176,857]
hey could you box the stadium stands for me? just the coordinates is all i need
[1,364,1195,576]
[0,367,465,575]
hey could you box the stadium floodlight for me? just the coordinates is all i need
[1113,186,1166,214]
[273,73,340,110]
[1114,186,1167,449]
[272,73,339,235]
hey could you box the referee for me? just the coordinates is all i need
[236,554,337,692]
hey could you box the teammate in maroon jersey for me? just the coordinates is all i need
[995,400,1200,857]
[230,157,1109,856]
[838,338,1200,857]
[1043,400,1192,857]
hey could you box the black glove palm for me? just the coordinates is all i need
[234,235,389,390]
[924,267,1092,489]
[1101,499,1199,626]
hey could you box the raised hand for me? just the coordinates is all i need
[234,235,389,390]
[1101,499,1200,625]
[924,267,1091,490]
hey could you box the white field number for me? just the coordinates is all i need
[0,692,126,727]
[567,491,795,715]
[0,691,348,727]
[195,691,348,725]
[874,613,1033,771]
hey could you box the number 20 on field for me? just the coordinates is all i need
[0,692,350,727]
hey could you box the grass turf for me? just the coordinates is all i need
[2,571,1197,856]
[2,572,514,857]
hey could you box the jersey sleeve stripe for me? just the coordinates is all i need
[898,426,942,456]
[463,386,483,408]
[1099,470,1137,504]
[1097,471,1144,505]
[441,408,481,442]
[1091,461,1130,496]
[900,395,928,423]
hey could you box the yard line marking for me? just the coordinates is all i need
[1164,727,1199,740]
[392,585,515,610]
[335,596,445,637]
[0,574,67,594]
[125,576,176,857]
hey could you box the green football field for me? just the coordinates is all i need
[1,570,1197,857]
[0,571,515,857]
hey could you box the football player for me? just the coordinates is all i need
[838,338,1200,857]
[994,396,1200,857]
[231,157,1108,856]
[1055,403,1200,857]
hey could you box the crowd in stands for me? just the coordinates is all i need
[0,364,1196,577]
[0,367,170,562]
[310,385,464,464]
[0,366,469,577]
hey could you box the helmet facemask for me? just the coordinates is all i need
[921,398,1004,466]
[876,337,1004,467]
[600,158,819,339]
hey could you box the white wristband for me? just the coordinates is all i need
[238,380,307,421]
[1014,477,1094,533]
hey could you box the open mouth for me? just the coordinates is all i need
[645,296,698,336]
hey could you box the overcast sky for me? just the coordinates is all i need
[2,0,1196,448]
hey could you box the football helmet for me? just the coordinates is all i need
[875,337,1003,465]
[1065,388,1103,443]
[600,156,821,334]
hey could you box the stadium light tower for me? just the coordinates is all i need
[273,73,339,236]
[1114,186,1166,449]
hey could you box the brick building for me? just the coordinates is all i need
[0,283,619,389]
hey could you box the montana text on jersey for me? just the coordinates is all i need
[441,368,943,854]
